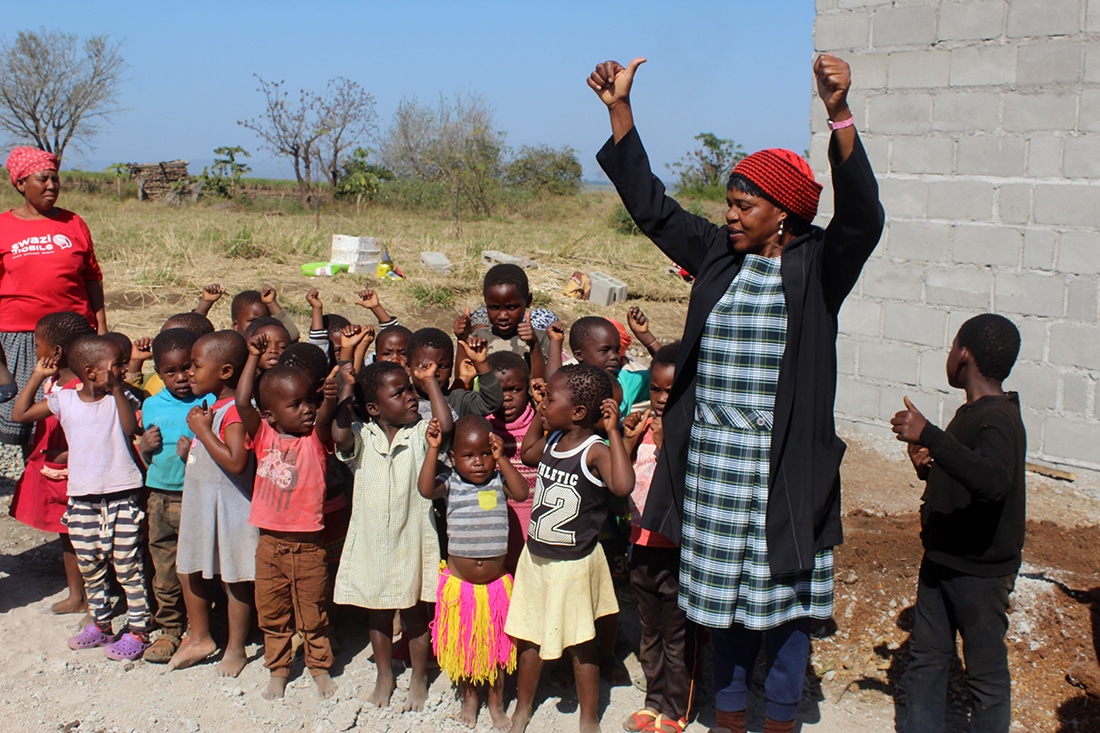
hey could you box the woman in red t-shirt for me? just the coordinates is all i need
[0,147,107,446]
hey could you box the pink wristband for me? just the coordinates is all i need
[827,116,855,131]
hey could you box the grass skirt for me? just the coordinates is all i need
[431,560,516,684]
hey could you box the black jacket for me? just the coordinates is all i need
[596,128,884,573]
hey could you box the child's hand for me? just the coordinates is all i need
[186,400,213,434]
[516,312,537,347]
[599,397,621,434]
[247,332,269,357]
[453,308,473,340]
[139,424,162,454]
[890,397,928,444]
[33,356,58,379]
[338,362,356,387]
[622,409,650,441]
[356,289,381,310]
[530,377,547,407]
[341,323,373,349]
[322,366,340,402]
[457,335,488,365]
[176,435,191,461]
[201,283,226,303]
[425,417,443,449]
[411,360,438,389]
[627,306,649,336]
[546,320,565,344]
[306,287,323,309]
[908,442,933,473]
[131,337,153,363]
[455,357,477,389]
[488,431,505,460]
[261,285,278,304]
[651,414,663,449]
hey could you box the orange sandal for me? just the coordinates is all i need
[644,715,688,733]
[624,709,659,732]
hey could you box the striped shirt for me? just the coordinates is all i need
[445,470,509,559]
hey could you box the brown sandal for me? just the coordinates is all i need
[142,635,179,664]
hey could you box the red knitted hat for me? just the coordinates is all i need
[731,148,822,222]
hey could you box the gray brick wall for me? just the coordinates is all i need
[813,0,1100,471]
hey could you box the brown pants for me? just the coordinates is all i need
[255,532,333,676]
[147,489,184,638]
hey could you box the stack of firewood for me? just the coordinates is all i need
[128,160,190,201]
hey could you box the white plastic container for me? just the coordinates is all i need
[330,235,382,265]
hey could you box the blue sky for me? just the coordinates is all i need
[15,1,815,181]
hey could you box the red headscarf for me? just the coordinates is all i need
[5,147,59,187]
[731,148,822,223]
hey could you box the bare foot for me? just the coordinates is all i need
[508,707,532,733]
[217,647,247,678]
[454,688,479,728]
[51,595,87,615]
[365,670,395,708]
[488,702,511,731]
[168,637,218,670]
[262,675,287,700]
[314,673,338,699]
[402,672,428,712]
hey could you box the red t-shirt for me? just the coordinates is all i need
[0,209,103,331]
[248,419,329,533]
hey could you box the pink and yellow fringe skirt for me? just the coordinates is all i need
[431,560,516,684]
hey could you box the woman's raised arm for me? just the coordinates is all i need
[587,57,646,143]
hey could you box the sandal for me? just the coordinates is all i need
[68,624,119,650]
[142,635,179,664]
[644,715,687,733]
[624,709,659,732]
[105,632,151,661]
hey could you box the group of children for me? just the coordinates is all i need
[2,260,1030,733]
[5,264,698,733]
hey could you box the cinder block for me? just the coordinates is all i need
[1063,137,1100,178]
[480,250,524,266]
[1042,416,1100,468]
[1018,41,1083,86]
[815,12,871,51]
[1020,408,1044,455]
[932,91,1000,132]
[949,46,1017,87]
[1007,0,1083,38]
[861,342,920,385]
[1058,230,1100,274]
[1049,322,1100,369]
[838,296,882,337]
[419,251,452,272]
[835,376,878,418]
[938,1,1006,41]
[925,266,993,309]
[847,52,889,90]
[998,184,1032,226]
[1010,316,1048,363]
[1089,0,1100,31]
[956,136,1026,177]
[867,93,932,133]
[837,337,858,376]
[884,302,947,347]
[816,0,837,11]
[887,220,951,262]
[1060,372,1093,414]
[888,50,951,89]
[588,271,627,307]
[1026,136,1064,178]
[873,5,937,47]
[1004,93,1077,132]
[837,0,892,8]
[862,134,890,172]
[1080,90,1100,133]
[877,385,939,422]
[1034,184,1100,227]
[919,348,950,393]
[995,272,1065,317]
[954,224,1022,267]
[1022,228,1058,271]
[889,135,954,175]
[878,177,927,218]
[1066,277,1099,321]
[927,180,995,222]
[860,258,925,301]
[1006,363,1059,410]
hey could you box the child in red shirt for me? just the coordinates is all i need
[237,332,340,700]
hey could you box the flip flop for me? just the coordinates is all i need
[68,624,119,650]
[142,635,179,664]
[105,632,151,661]
[643,715,688,733]
[624,709,658,732]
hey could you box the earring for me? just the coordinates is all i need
[777,219,785,238]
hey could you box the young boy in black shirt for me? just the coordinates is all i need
[890,313,1025,733]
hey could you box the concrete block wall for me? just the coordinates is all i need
[813,0,1100,471]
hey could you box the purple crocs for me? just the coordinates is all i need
[104,632,151,661]
[68,624,119,650]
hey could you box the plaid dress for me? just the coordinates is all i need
[679,254,834,630]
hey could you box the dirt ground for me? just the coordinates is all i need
[1,429,1098,733]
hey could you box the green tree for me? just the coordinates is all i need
[504,145,583,196]
[105,162,128,200]
[666,132,745,200]
[201,146,252,199]
[335,147,393,214]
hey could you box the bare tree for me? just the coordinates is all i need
[238,76,324,204]
[316,77,377,189]
[0,29,125,162]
